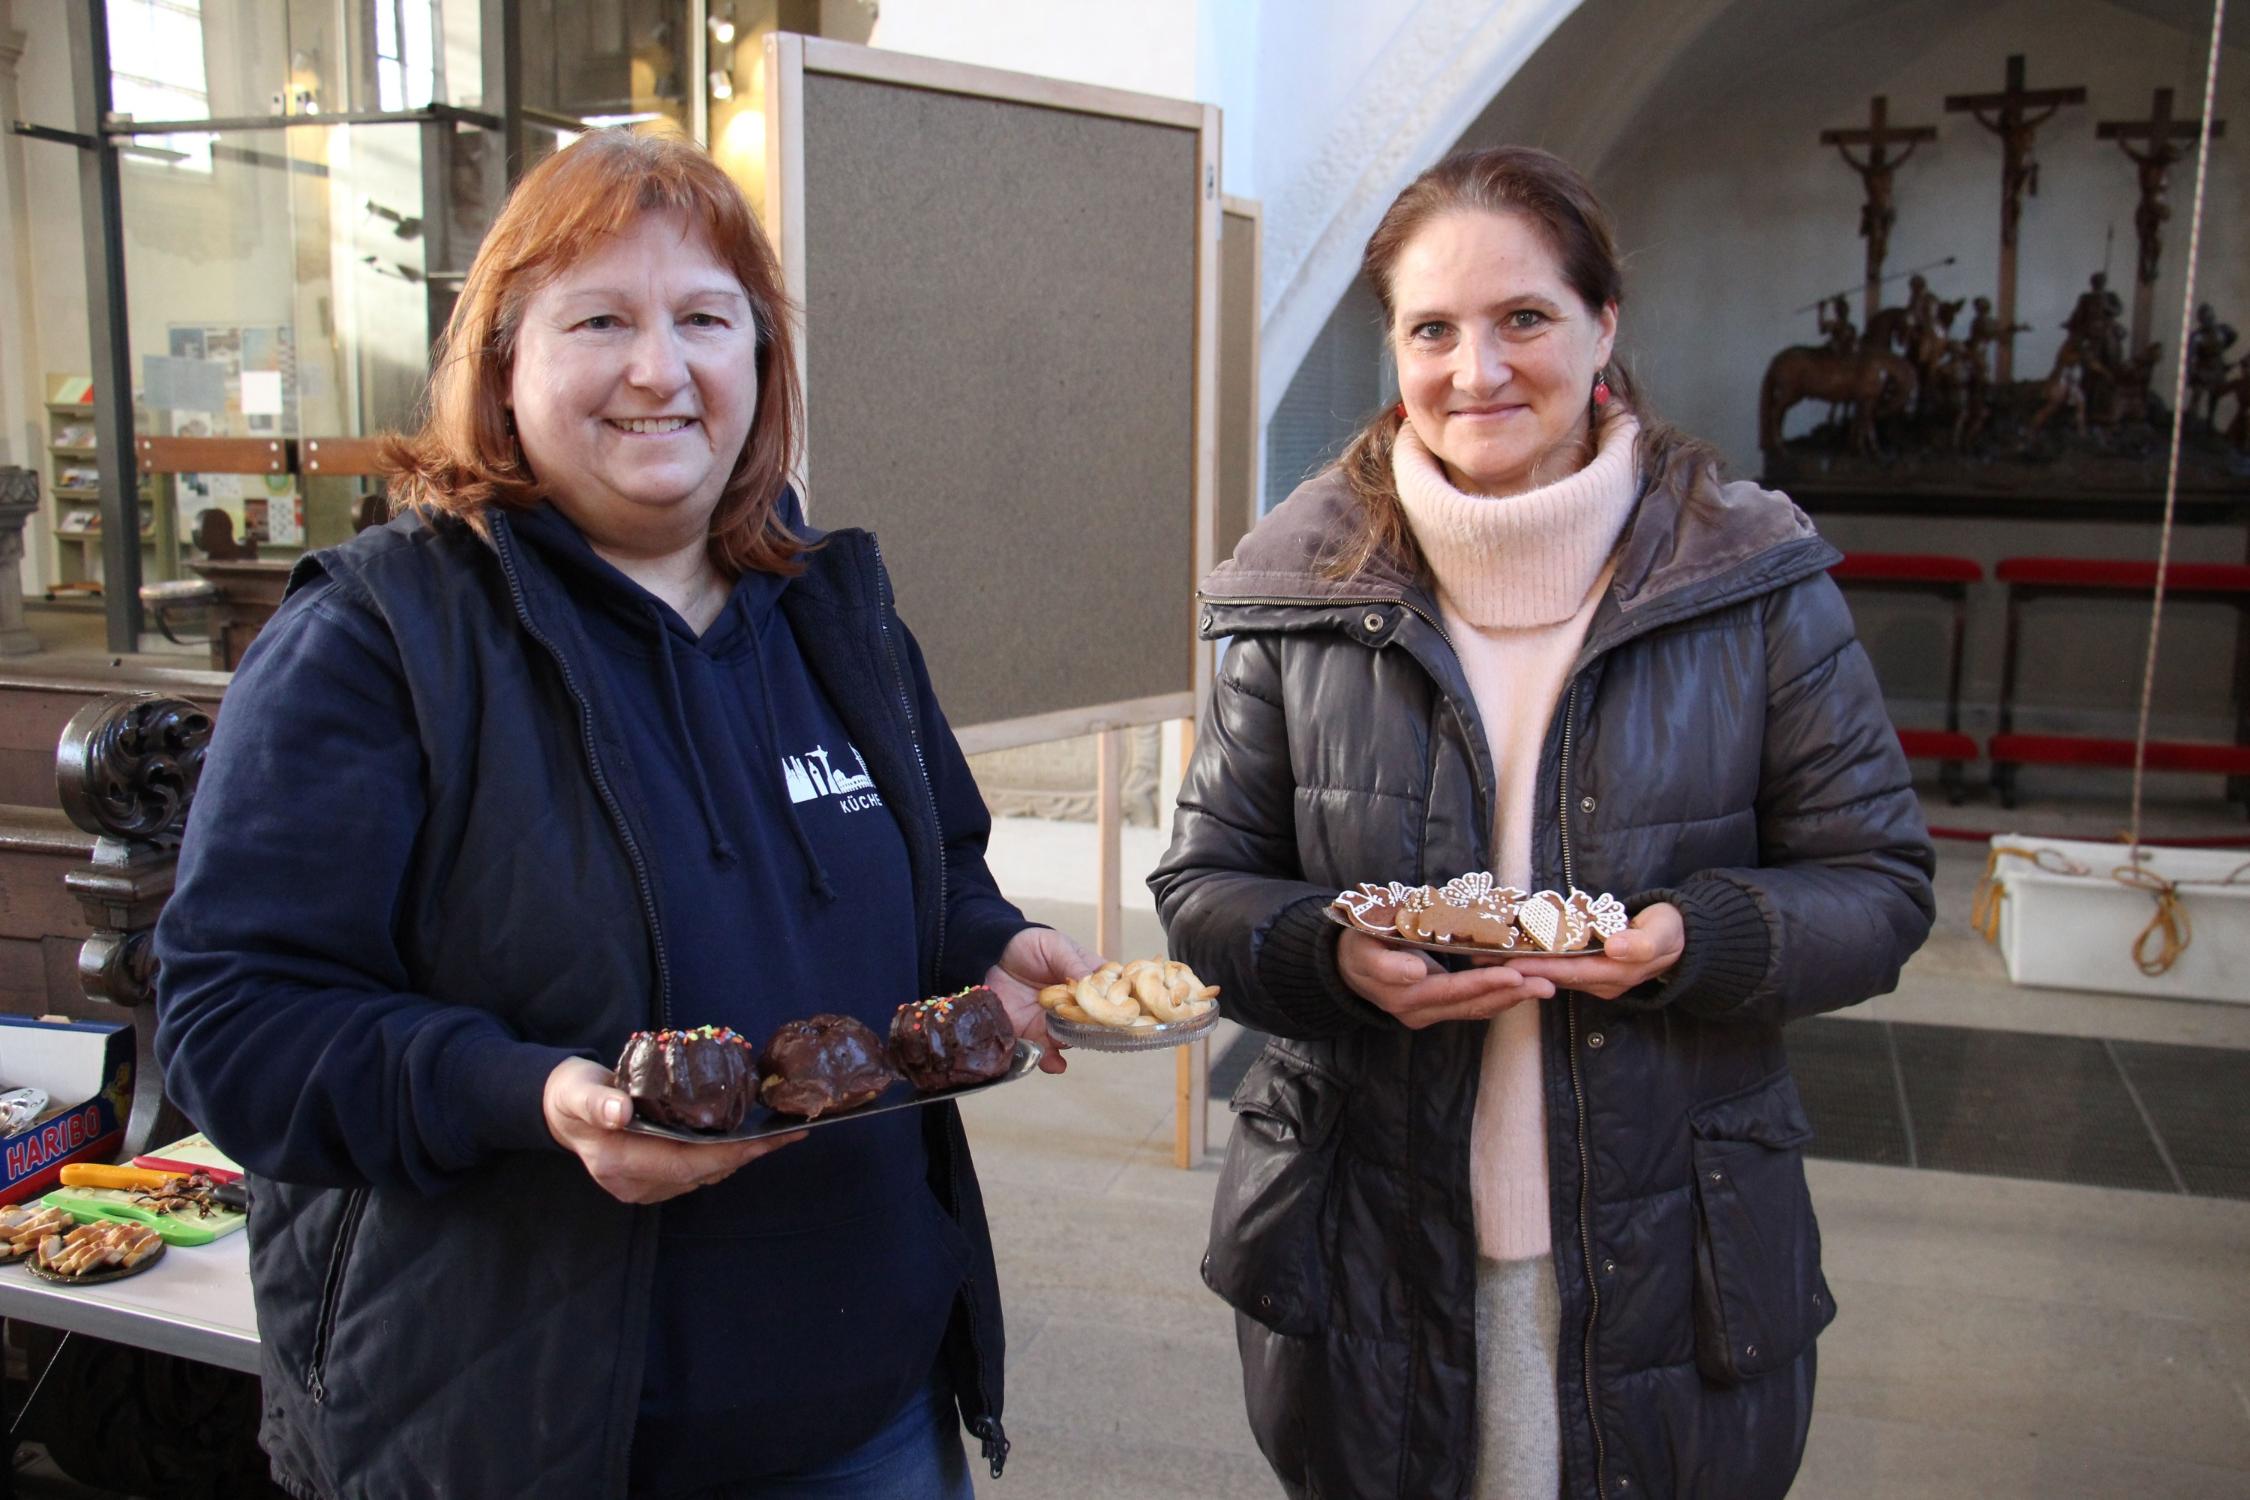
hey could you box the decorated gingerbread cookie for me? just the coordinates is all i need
[1395,872,1524,948]
[1329,880,1423,935]
[1515,890,1593,953]
[1571,890,1630,943]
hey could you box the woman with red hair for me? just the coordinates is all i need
[154,129,1088,1500]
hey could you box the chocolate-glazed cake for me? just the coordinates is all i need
[617,1025,758,1133]
[757,1014,896,1119]
[891,986,1017,1092]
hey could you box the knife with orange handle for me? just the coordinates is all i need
[59,1164,178,1191]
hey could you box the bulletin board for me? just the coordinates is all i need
[1217,196,1263,568]
[763,37,1219,748]
[154,323,304,547]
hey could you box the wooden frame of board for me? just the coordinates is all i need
[762,38,1225,1166]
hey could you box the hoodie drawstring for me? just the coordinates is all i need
[744,606,836,903]
[646,602,741,870]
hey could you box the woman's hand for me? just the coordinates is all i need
[1488,902,1686,1000]
[1340,929,1554,1029]
[983,926,1104,1074]
[543,1057,804,1205]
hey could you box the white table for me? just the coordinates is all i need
[0,1228,258,1373]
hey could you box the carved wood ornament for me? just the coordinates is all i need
[55,694,212,1155]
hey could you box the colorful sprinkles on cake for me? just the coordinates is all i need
[903,986,983,1028]
[637,1025,751,1048]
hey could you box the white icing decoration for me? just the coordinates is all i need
[1517,891,1594,952]
[1579,891,1629,940]
[1437,871,1497,905]
[1516,896,1563,951]
[1333,881,1419,934]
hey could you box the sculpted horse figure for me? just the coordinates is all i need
[1759,345,1918,456]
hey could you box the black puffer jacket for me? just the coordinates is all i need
[1149,462,1934,1500]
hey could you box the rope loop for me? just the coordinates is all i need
[2111,863,2193,976]
[1970,844,2088,941]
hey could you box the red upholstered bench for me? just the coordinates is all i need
[1986,735,2250,776]
[1898,728,1980,763]
[1991,557,2250,810]
[1829,553,1983,803]
[1831,553,1985,586]
[1994,558,2250,593]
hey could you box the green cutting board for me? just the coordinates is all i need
[40,1186,247,1246]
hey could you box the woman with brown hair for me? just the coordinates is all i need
[1152,146,1934,1499]
[154,129,1087,1500]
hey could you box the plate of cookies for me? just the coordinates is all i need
[8,1209,168,1285]
[1035,960,1222,1052]
[620,987,1044,1145]
[1325,873,1630,957]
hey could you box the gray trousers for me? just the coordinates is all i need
[1474,1254,1563,1500]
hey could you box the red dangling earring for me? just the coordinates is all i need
[1592,371,1613,407]
[1394,401,1407,421]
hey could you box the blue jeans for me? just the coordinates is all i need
[645,1378,976,1500]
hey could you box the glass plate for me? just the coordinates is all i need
[1043,1004,1221,1053]
[624,1038,1044,1145]
[1319,903,1604,958]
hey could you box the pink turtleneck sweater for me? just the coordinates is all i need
[1393,413,1641,1262]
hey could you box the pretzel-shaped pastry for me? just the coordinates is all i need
[1036,959,1221,1029]
[1072,963,1142,1025]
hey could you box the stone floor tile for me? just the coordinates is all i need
[970,1432,1282,1500]
[1810,1161,2250,1322]
[1815,1278,2250,1470]
[985,1189,1223,1338]
[1798,1410,2250,1499]
[1003,1315,1259,1461]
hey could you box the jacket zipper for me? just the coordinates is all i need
[1223,584,1596,1478]
[304,1187,370,1403]
[1557,680,1610,1497]
[942,1104,1009,1476]
[492,528,673,1028]
[870,537,948,981]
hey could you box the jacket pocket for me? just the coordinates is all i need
[1202,1047,1346,1337]
[1688,1070,1836,1385]
[304,1187,370,1404]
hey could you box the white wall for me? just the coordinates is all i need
[1245,0,1584,426]
[1197,0,1260,198]
[868,0,1202,99]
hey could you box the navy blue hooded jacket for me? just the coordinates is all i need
[152,499,1028,1499]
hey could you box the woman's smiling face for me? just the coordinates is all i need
[509,209,760,559]
[1389,208,1617,497]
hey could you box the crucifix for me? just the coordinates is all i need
[2098,86,2225,349]
[1946,55,2087,381]
[1821,95,1937,323]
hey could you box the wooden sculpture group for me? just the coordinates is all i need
[1761,55,2240,472]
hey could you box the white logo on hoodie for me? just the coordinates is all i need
[783,743,880,810]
